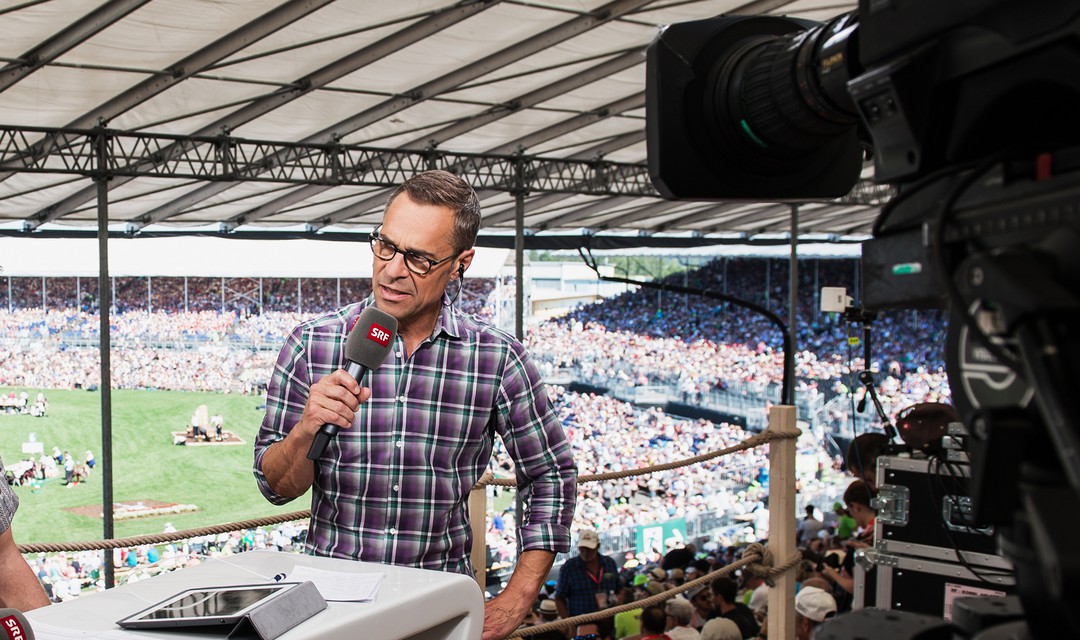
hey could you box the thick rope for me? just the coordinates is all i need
[16,429,798,555]
[17,510,312,554]
[480,428,797,488]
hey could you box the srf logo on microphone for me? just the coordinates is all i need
[3,614,27,640]
[368,323,392,347]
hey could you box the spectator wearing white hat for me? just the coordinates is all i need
[555,529,619,619]
[698,618,741,640]
[794,585,837,640]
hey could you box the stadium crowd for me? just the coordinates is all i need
[4,257,950,617]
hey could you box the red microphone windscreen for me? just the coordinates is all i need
[0,609,33,640]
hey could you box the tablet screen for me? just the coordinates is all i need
[119,584,292,627]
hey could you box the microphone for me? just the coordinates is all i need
[306,306,398,460]
[1,609,34,640]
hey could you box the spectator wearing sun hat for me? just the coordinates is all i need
[555,529,619,619]
[538,597,560,623]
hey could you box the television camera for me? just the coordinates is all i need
[645,0,1080,636]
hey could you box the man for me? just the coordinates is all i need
[629,605,672,640]
[797,504,825,546]
[822,479,878,604]
[709,576,759,639]
[687,586,713,629]
[555,530,619,619]
[664,598,700,640]
[254,170,577,639]
[698,618,741,640]
[794,585,837,640]
[832,501,857,542]
[0,454,51,610]
[575,620,614,640]
[846,432,890,488]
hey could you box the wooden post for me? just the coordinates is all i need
[767,405,799,640]
[470,472,493,591]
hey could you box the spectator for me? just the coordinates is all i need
[709,576,759,640]
[556,530,619,619]
[664,598,700,640]
[794,586,837,640]
[698,618,741,640]
[0,453,51,610]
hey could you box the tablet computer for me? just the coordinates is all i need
[117,582,302,630]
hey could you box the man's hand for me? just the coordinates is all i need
[261,369,370,498]
[294,369,370,440]
[483,594,523,640]
[482,550,556,640]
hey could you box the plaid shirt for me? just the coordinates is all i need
[254,296,576,574]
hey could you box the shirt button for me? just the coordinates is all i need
[389,528,397,535]
[396,351,403,359]
[393,484,400,492]
[397,395,406,403]
[396,440,404,448]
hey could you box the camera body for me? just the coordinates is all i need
[645,1,1080,636]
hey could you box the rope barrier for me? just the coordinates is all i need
[16,428,799,557]
[17,510,312,554]
[478,428,798,489]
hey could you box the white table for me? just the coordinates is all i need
[25,550,484,640]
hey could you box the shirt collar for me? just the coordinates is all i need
[357,293,464,342]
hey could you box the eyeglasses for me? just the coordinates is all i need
[573,635,600,640]
[370,227,456,276]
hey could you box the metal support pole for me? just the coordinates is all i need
[514,180,525,342]
[95,128,116,590]
[787,205,799,404]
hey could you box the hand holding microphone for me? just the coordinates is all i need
[306,306,398,460]
[1,609,34,640]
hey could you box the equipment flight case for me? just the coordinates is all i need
[862,455,1016,618]
[874,455,1011,570]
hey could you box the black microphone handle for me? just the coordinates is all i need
[306,361,369,460]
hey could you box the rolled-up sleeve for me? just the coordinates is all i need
[495,342,577,553]
[253,327,311,505]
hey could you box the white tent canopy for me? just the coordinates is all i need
[0,236,511,278]
[0,0,876,241]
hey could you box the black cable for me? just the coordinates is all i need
[926,455,1013,584]
[931,156,1023,374]
[577,244,795,405]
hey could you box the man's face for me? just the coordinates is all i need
[691,590,713,614]
[578,545,598,562]
[372,193,473,331]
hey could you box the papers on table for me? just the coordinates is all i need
[283,565,384,602]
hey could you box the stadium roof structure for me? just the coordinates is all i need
[0,0,884,251]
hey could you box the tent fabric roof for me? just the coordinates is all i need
[0,235,512,278]
[0,0,874,243]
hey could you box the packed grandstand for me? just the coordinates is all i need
[2,255,951,609]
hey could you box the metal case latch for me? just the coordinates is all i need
[872,484,910,526]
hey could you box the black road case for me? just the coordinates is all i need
[872,552,1016,620]
[874,456,1012,570]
